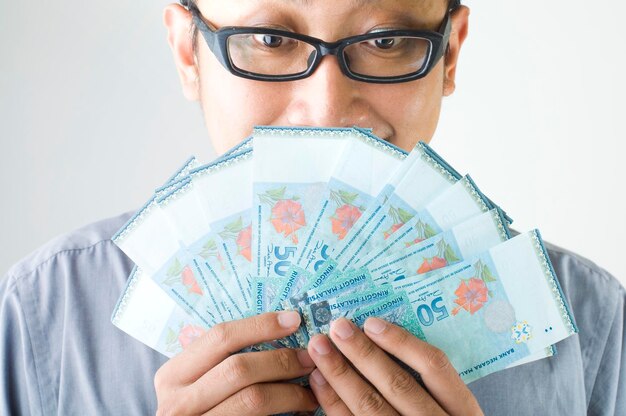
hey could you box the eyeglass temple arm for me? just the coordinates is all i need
[182,1,225,64]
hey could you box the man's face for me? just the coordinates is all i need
[165,0,469,154]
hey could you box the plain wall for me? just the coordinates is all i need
[1,0,625,286]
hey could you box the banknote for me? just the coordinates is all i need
[112,157,212,356]
[161,156,200,187]
[368,208,509,284]
[334,141,462,271]
[274,285,396,351]
[111,128,574,390]
[187,150,255,314]
[293,128,408,274]
[111,267,207,357]
[265,265,313,313]
[252,127,353,278]
[113,190,227,326]
[361,175,500,269]
[292,268,374,310]
[152,156,251,323]
[377,230,578,382]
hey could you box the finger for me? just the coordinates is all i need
[181,348,315,412]
[308,334,398,416]
[203,382,319,416]
[364,317,483,415]
[309,369,353,416]
[330,318,445,416]
[156,311,301,387]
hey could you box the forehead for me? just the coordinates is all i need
[199,0,447,30]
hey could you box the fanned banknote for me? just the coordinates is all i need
[111,126,576,391]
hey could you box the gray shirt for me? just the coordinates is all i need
[1,212,624,415]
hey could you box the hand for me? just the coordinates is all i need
[154,311,319,415]
[307,317,483,416]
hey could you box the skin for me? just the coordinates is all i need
[158,1,480,414]
[164,0,469,153]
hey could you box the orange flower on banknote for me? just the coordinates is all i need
[271,199,306,244]
[405,237,425,248]
[331,204,362,240]
[236,225,252,261]
[178,325,205,349]
[417,256,447,274]
[451,278,488,316]
[181,266,203,296]
[430,256,448,270]
[383,223,404,240]
[417,258,432,274]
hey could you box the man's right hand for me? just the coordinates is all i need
[154,311,318,415]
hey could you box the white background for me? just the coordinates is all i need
[1,1,625,285]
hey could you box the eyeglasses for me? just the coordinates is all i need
[182,0,460,84]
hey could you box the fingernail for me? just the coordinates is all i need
[296,349,315,368]
[311,335,332,355]
[364,317,387,335]
[331,318,354,340]
[310,369,327,386]
[278,311,301,328]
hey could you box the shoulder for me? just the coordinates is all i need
[0,212,163,415]
[543,239,624,319]
[545,240,625,408]
[543,239,624,343]
[545,240,621,291]
[4,211,134,283]
[471,240,624,414]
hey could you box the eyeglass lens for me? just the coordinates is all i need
[227,33,432,78]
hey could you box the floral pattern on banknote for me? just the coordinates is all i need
[404,219,438,247]
[511,321,532,344]
[383,206,414,240]
[416,238,460,274]
[218,217,252,262]
[260,187,306,244]
[163,258,204,296]
[197,237,226,271]
[164,323,205,353]
[329,189,365,240]
[451,260,497,316]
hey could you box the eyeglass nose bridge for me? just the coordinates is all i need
[307,40,351,76]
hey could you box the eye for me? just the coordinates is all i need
[373,37,396,49]
[253,34,284,48]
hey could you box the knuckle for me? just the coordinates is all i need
[222,354,251,385]
[357,337,379,360]
[274,348,295,374]
[156,398,184,416]
[250,314,270,336]
[323,388,344,410]
[388,369,416,396]
[205,323,230,346]
[330,357,353,379]
[240,384,269,411]
[394,326,411,346]
[427,347,450,372]
[356,388,387,413]
[289,384,308,403]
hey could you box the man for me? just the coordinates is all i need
[1,0,624,414]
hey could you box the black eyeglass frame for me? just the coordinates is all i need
[182,0,461,84]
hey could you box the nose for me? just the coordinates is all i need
[283,54,369,128]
